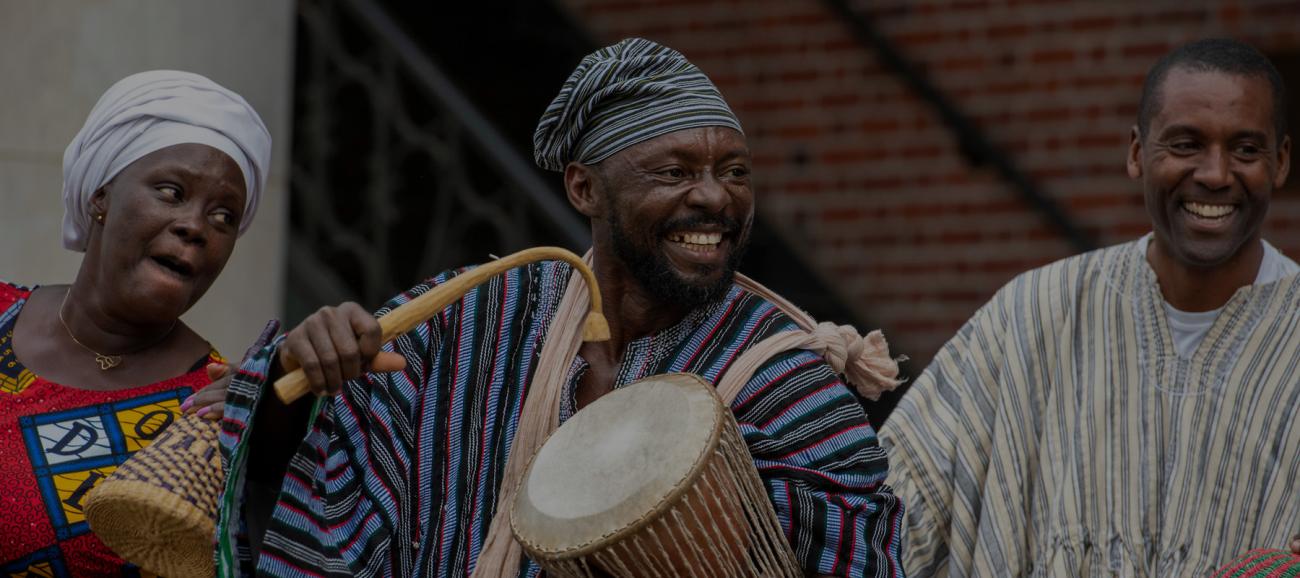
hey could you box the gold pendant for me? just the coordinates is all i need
[95,353,122,370]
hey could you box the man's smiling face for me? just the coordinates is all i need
[1130,67,1291,268]
[595,126,754,307]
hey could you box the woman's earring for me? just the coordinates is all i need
[95,213,105,223]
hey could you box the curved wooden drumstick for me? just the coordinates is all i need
[274,247,609,404]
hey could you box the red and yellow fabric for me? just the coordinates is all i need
[0,282,221,577]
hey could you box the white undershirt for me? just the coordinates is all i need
[1139,233,1300,358]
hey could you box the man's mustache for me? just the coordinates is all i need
[655,214,742,236]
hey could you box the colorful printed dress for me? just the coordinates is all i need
[0,281,221,577]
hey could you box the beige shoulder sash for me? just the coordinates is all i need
[472,266,902,577]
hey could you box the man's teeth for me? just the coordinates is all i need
[1183,202,1236,219]
[668,232,723,245]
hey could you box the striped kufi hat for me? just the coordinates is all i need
[533,38,743,171]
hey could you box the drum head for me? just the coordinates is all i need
[511,373,724,556]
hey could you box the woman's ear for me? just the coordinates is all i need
[89,187,110,220]
[565,162,604,219]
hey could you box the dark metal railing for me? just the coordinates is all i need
[286,0,588,321]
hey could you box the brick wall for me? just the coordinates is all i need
[558,0,1300,367]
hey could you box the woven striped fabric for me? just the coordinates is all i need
[1213,550,1300,577]
[216,260,904,578]
[533,37,743,171]
[882,239,1300,577]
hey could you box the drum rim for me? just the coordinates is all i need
[509,372,726,559]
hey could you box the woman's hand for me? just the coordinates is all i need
[279,302,406,397]
[181,362,234,421]
[1290,534,1300,556]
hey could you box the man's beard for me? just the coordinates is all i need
[609,209,750,309]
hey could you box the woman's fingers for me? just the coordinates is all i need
[182,364,233,417]
[205,361,231,382]
[181,389,221,414]
[196,401,225,421]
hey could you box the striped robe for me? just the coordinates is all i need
[217,260,905,577]
[881,240,1300,577]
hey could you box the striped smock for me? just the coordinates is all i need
[882,240,1300,577]
[217,260,904,577]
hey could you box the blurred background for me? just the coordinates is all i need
[4,0,1298,424]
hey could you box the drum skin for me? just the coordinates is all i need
[511,373,800,578]
[583,430,752,577]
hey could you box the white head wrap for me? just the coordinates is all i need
[61,70,272,252]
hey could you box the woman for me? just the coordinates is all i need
[0,70,271,576]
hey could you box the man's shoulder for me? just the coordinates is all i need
[378,259,576,316]
[433,258,575,285]
[411,259,576,295]
[992,239,1139,304]
[721,281,855,378]
[725,282,804,338]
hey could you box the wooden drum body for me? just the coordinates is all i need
[510,373,800,578]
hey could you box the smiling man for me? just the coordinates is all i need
[214,38,904,577]
[881,38,1299,577]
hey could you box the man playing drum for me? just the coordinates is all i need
[215,38,905,577]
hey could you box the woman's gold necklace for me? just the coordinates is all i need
[57,289,177,370]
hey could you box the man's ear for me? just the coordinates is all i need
[1274,134,1291,189]
[565,162,603,219]
[1126,125,1143,180]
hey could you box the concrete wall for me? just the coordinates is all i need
[0,0,294,359]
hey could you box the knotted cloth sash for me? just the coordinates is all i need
[471,257,903,577]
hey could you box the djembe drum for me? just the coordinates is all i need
[510,373,802,578]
